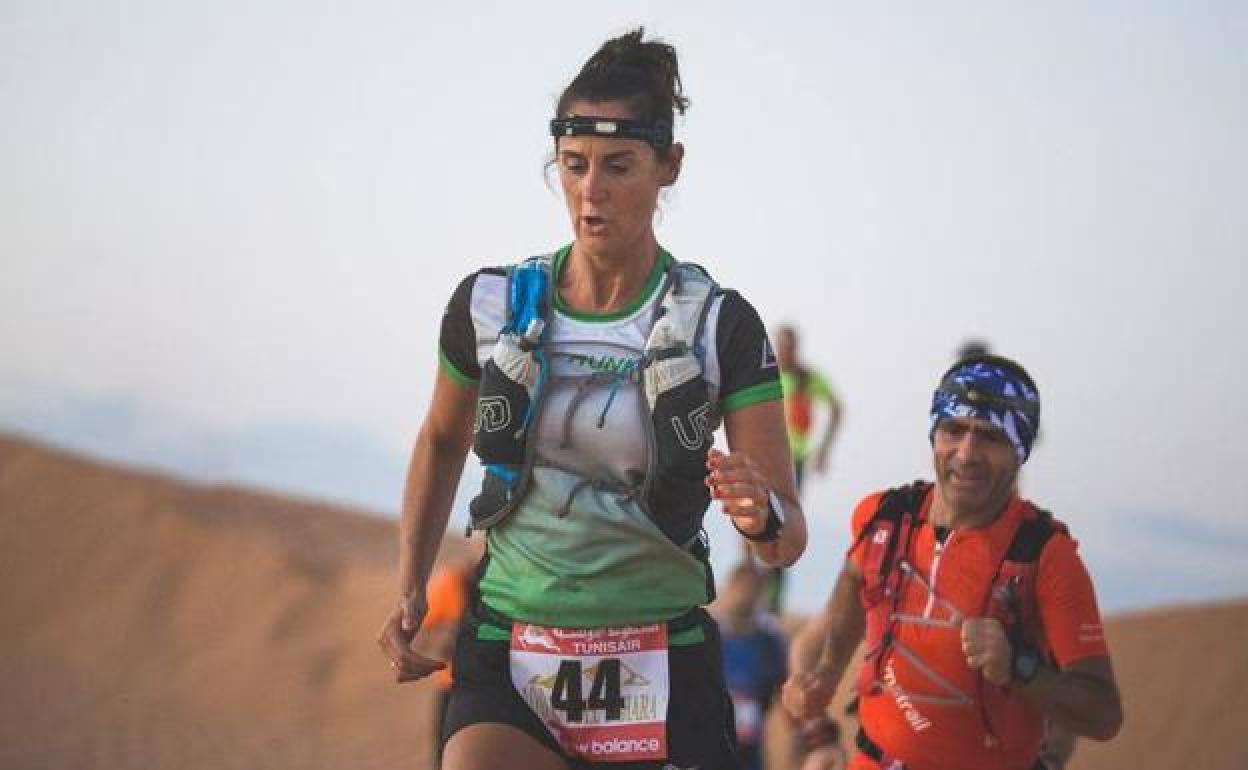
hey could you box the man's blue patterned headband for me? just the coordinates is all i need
[929,357,1041,464]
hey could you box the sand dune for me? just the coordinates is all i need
[1067,599,1248,770]
[1,434,1244,769]
[0,435,450,770]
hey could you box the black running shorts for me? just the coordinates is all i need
[441,609,742,769]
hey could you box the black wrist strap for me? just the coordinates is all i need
[735,495,783,543]
[1011,644,1043,685]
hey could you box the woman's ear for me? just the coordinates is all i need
[663,143,685,187]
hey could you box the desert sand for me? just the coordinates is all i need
[1,434,1244,769]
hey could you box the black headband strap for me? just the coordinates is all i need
[549,116,673,150]
[934,379,1041,423]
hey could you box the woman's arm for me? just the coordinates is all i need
[397,369,478,598]
[713,399,807,567]
[378,367,477,682]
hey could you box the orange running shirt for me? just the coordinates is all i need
[845,488,1109,770]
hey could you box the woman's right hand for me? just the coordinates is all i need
[376,593,447,684]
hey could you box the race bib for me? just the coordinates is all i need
[510,623,669,763]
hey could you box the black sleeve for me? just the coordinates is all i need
[716,290,783,413]
[438,272,481,384]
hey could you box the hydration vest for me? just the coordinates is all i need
[467,252,722,549]
[854,481,1066,748]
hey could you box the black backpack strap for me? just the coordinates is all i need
[858,479,938,571]
[970,506,1062,748]
[874,480,931,573]
[1005,507,1058,563]
[988,507,1059,622]
[990,505,1065,662]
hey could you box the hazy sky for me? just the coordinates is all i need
[3,1,1245,613]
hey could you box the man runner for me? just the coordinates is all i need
[783,354,1122,770]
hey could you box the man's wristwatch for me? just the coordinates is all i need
[735,490,785,543]
[1011,645,1042,685]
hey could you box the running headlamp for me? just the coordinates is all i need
[549,116,673,151]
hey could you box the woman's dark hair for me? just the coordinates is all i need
[555,27,688,157]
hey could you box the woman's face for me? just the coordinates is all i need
[556,99,682,258]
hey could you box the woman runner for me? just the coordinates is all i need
[378,28,806,770]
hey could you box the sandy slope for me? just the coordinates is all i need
[1067,599,1248,770]
[1,435,1244,769]
[0,435,451,770]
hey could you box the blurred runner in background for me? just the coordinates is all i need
[747,324,843,613]
[796,715,849,770]
[713,563,788,770]
[775,324,842,492]
[420,538,483,767]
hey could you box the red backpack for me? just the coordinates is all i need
[853,481,1066,747]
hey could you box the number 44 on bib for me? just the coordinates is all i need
[509,623,671,762]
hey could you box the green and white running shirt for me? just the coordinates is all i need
[439,246,781,630]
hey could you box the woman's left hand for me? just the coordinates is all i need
[706,447,773,536]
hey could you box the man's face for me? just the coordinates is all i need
[932,415,1019,520]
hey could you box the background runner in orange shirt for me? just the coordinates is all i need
[783,353,1122,770]
[419,538,484,766]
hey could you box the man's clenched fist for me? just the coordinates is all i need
[961,617,1012,686]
